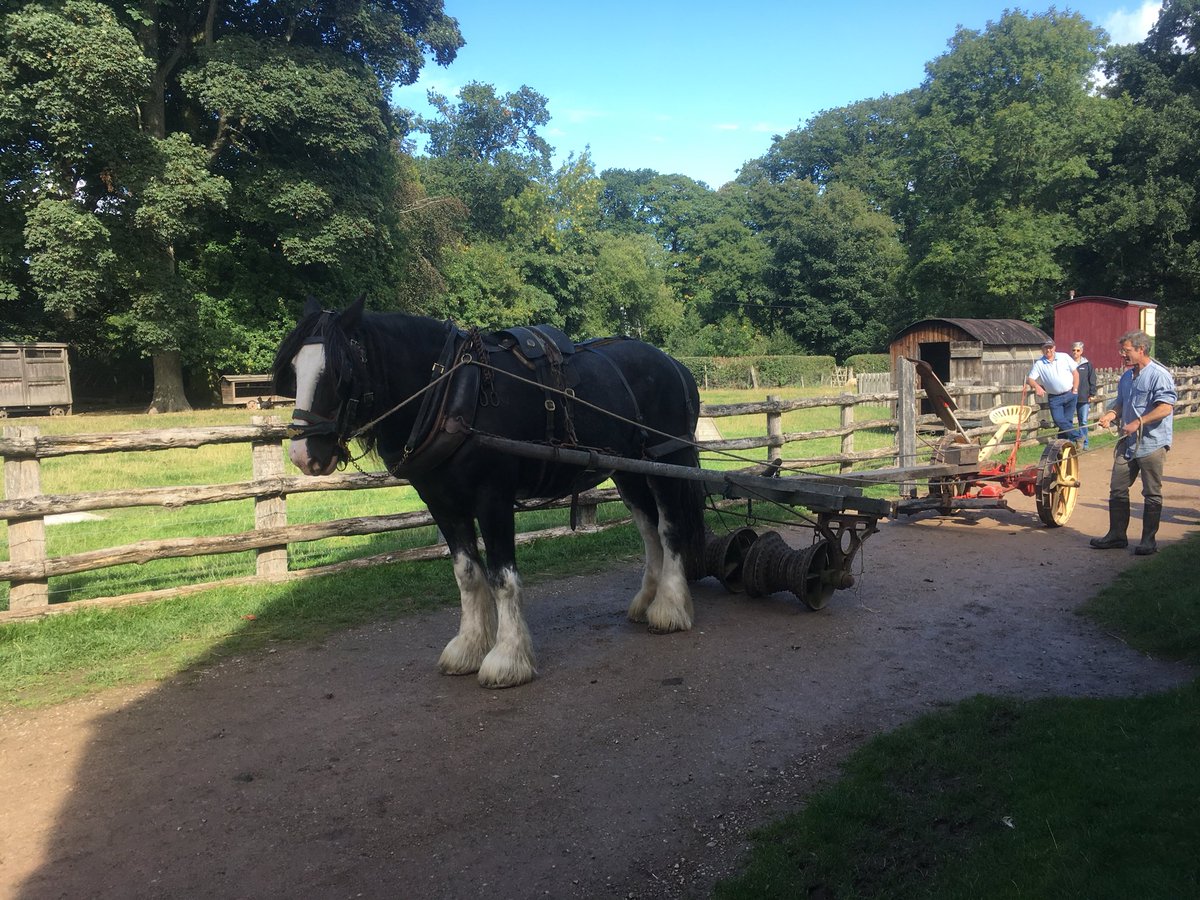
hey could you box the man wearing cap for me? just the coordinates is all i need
[1026,339,1081,442]
[1070,341,1097,449]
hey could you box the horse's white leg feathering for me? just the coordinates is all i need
[477,566,537,688]
[626,507,663,624]
[438,553,497,675]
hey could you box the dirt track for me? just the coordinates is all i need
[2,433,1198,899]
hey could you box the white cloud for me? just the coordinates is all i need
[1104,1,1162,45]
[715,123,740,132]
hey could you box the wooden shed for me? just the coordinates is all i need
[889,318,1051,409]
[0,342,72,417]
[1053,295,1157,370]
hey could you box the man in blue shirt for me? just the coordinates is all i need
[1090,330,1177,555]
[1026,339,1081,442]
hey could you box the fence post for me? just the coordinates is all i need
[840,400,855,474]
[252,416,288,577]
[765,394,783,460]
[575,498,598,528]
[3,425,49,610]
[896,360,918,498]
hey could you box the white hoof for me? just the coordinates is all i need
[477,646,537,688]
[646,594,694,634]
[437,634,489,675]
[627,587,655,623]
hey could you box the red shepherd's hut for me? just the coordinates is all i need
[1052,295,1157,370]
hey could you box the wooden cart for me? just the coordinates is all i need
[219,374,293,410]
[0,342,72,417]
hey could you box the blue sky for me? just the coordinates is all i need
[394,1,1164,189]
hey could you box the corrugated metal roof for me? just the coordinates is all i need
[893,318,1050,347]
[1053,295,1157,309]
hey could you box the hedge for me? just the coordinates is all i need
[678,355,838,389]
[844,353,891,374]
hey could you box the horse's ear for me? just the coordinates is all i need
[338,294,366,333]
[303,295,322,318]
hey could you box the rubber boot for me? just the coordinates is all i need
[1134,500,1162,556]
[1090,497,1130,549]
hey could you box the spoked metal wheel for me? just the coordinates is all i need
[1035,439,1081,527]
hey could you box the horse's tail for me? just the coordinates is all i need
[673,442,708,582]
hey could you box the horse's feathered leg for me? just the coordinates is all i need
[617,475,693,632]
[645,475,697,632]
[433,513,497,676]
[476,493,537,688]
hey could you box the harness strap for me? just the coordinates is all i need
[402,321,464,456]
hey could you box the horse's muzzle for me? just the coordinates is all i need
[288,436,341,476]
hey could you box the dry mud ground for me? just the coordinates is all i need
[2,432,1199,900]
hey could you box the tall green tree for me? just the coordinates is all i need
[1077,0,1200,361]
[749,179,904,358]
[744,92,918,221]
[903,9,1110,325]
[415,82,552,240]
[1,0,461,409]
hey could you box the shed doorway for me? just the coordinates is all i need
[918,341,951,382]
[918,341,950,414]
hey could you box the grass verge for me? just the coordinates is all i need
[715,532,1200,900]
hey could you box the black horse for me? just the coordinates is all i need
[273,297,706,687]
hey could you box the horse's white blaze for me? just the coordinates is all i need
[478,566,537,688]
[288,343,335,475]
[626,507,663,623]
[438,552,498,676]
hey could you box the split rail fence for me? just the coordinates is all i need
[3,366,1198,622]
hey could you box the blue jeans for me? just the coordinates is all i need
[1074,402,1090,447]
[1046,391,1080,442]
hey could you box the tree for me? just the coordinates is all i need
[903,10,1109,326]
[749,179,904,358]
[1,0,462,409]
[1077,0,1200,361]
[415,82,552,240]
[745,92,918,220]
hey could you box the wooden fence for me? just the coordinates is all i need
[3,366,1198,622]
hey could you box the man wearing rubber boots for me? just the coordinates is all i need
[1091,330,1177,555]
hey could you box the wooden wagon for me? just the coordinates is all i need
[0,342,72,418]
[219,374,293,410]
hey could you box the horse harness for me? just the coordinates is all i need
[392,321,696,493]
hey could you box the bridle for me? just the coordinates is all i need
[286,323,373,465]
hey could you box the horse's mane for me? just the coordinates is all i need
[274,309,441,457]
[271,308,368,408]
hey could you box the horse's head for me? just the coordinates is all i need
[273,295,370,476]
